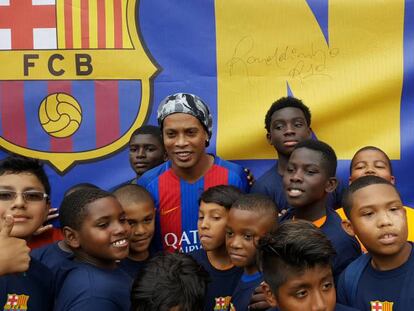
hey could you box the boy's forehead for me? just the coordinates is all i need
[228,208,275,231]
[271,107,307,122]
[129,133,161,146]
[199,201,227,212]
[122,200,155,213]
[352,183,401,206]
[0,172,44,189]
[281,264,333,287]
[352,149,389,164]
[290,148,323,165]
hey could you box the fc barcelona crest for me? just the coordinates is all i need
[0,0,158,173]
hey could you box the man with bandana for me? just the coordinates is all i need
[138,93,249,253]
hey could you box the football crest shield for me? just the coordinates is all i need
[0,0,158,173]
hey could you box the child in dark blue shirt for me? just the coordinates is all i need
[190,185,243,311]
[226,194,278,311]
[55,188,132,310]
[281,140,361,281]
[0,156,54,311]
[251,97,344,213]
[338,176,413,311]
[113,184,156,278]
[258,220,359,311]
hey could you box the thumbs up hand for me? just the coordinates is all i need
[0,215,31,275]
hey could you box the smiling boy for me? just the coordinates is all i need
[226,194,277,311]
[113,184,155,278]
[56,188,132,310]
[338,176,413,311]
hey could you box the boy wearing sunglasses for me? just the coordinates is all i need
[0,155,54,310]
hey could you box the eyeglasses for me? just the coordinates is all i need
[0,190,48,203]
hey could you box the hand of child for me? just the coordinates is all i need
[248,283,271,310]
[0,215,31,275]
[33,208,59,236]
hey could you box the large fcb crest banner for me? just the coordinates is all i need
[0,0,413,209]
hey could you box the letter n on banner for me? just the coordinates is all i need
[215,0,404,160]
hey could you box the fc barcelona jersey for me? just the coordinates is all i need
[138,156,249,253]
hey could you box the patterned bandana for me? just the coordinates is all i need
[157,93,213,138]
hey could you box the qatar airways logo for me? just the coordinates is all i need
[164,230,202,253]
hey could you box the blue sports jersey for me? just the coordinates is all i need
[190,249,243,311]
[337,243,414,311]
[31,241,74,273]
[0,257,54,311]
[139,156,249,253]
[118,256,150,279]
[251,162,345,212]
[229,272,263,311]
[55,261,133,311]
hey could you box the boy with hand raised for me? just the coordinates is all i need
[0,156,54,310]
[338,176,413,311]
[190,185,243,311]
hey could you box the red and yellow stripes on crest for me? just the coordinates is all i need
[56,0,132,49]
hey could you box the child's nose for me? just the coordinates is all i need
[311,290,327,311]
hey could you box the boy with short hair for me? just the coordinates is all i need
[259,220,359,311]
[55,188,132,310]
[130,252,209,311]
[348,146,414,242]
[226,193,278,311]
[31,183,100,272]
[113,184,156,278]
[282,140,361,281]
[338,175,413,311]
[190,185,243,311]
[128,125,167,184]
[251,96,343,212]
[0,155,54,310]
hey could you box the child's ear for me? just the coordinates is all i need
[390,175,396,185]
[261,282,278,308]
[63,226,80,249]
[341,219,356,237]
[325,177,338,193]
[266,132,272,145]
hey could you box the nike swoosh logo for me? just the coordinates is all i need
[160,206,180,216]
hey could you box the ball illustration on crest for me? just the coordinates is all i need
[39,93,82,138]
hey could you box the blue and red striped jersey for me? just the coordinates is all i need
[138,156,249,253]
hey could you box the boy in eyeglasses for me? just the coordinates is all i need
[0,155,54,310]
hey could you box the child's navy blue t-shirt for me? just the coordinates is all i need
[352,244,413,311]
[55,261,133,311]
[190,249,243,311]
[229,271,263,311]
[0,257,54,311]
[118,256,150,279]
[31,241,74,272]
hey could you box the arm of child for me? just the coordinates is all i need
[0,215,30,275]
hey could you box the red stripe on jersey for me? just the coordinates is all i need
[204,164,229,190]
[158,170,182,252]
[113,0,123,48]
